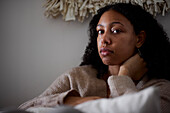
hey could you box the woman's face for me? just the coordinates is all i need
[97,10,138,65]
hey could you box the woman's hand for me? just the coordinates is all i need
[118,54,148,81]
[64,96,102,106]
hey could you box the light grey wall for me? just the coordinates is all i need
[0,0,170,109]
[0,0,90,108]
[157,15,170,38]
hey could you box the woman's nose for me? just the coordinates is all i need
[101,32,111,45]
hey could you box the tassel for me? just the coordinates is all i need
[43,0,170,22]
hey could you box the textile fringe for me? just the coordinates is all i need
[43,0,170,22]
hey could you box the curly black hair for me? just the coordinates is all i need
[80,3,170,80]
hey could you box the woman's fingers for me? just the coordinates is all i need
[118,54,148,81]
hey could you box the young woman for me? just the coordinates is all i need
[19,3,170,113]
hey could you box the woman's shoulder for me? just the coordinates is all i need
[48,65,98,91]
[62,65,98,78]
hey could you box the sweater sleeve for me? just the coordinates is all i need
[157,80,170,113]
[108,75,138,98]
[18,73,80,110]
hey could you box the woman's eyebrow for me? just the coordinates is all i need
[97,22,124,27]
[97,24,103,27]
[110,22,124,26]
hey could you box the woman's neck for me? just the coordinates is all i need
[101,65,120,81]
[108,65,120,75]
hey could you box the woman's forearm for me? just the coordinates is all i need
[64,96,102,106]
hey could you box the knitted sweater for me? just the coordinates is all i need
[19,65,170,113]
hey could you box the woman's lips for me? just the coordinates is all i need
[100,48,114,56]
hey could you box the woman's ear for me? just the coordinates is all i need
[136,31,146,48]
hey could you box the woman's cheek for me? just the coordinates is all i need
[97,38,102,48]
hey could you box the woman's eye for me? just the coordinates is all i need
[111,28,121,34]
[97,30,104,35]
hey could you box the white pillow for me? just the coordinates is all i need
[75,87,160,113]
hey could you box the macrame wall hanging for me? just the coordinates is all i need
[43,0,170,22]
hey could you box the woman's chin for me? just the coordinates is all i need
[102,60,121,66]
[101,56,124,65]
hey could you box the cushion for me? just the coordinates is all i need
[75,87,160,113]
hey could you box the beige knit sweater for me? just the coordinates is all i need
[19,65,170,113]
